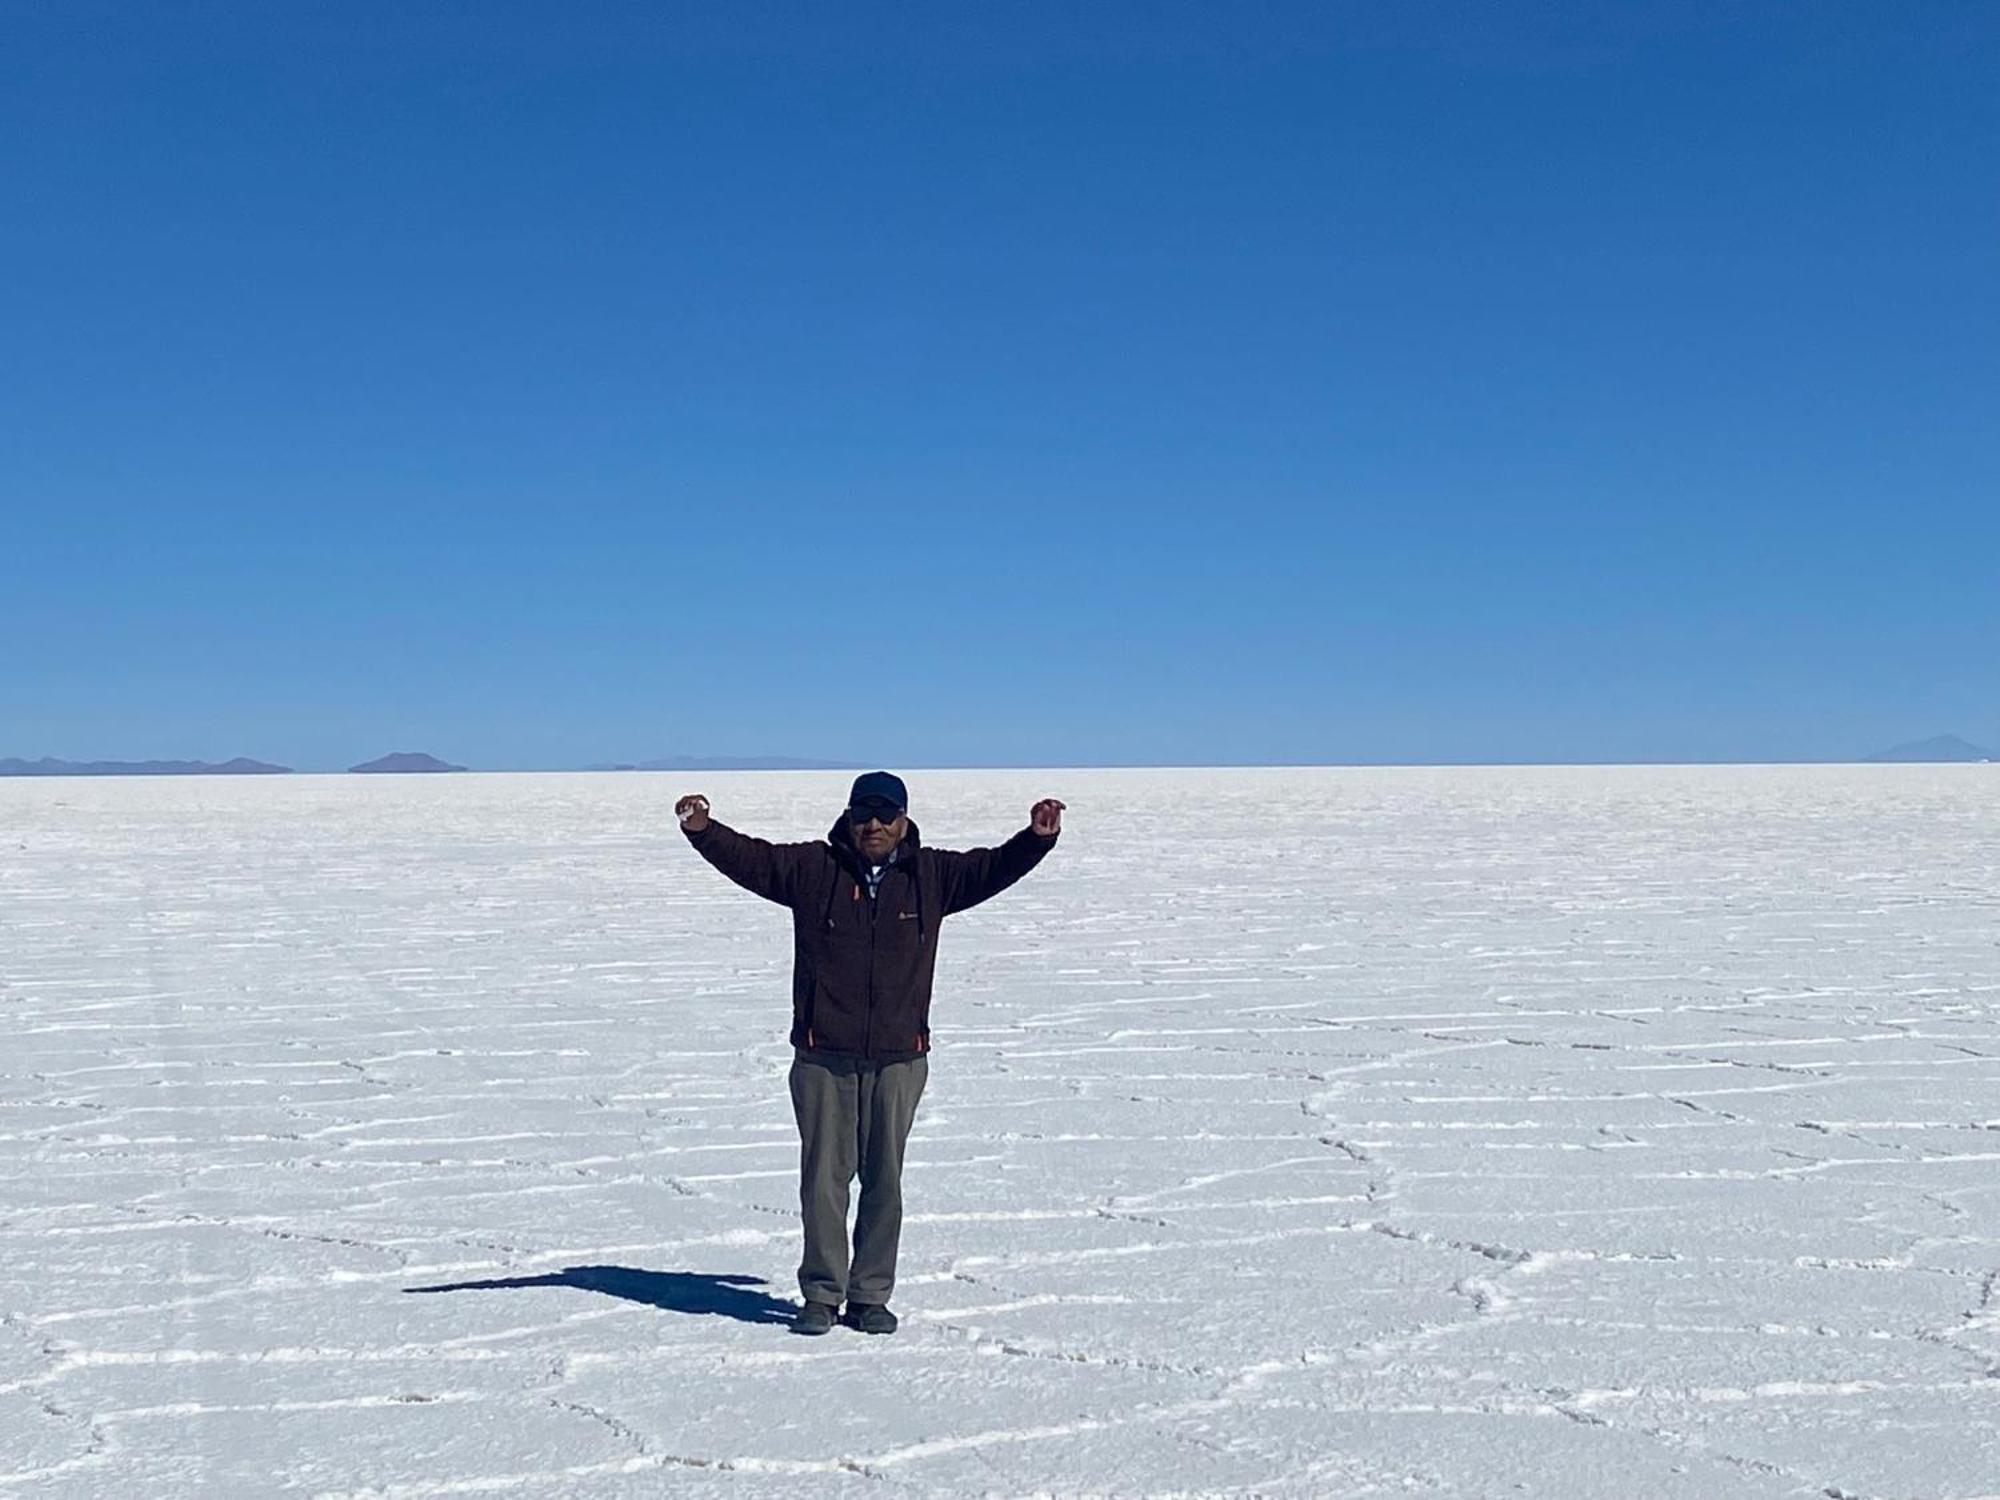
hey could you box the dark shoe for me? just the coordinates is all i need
[842,1301,898,1336]
[792,1300,839,1336]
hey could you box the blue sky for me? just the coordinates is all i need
[4,1,1994,769]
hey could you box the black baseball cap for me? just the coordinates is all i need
[847,771,908,817]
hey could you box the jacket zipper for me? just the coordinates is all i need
[862,870,879,1059]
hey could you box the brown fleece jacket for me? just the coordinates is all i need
[684,814,1058,1061]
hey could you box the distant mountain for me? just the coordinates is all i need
[350,752,468,774]
[0,756,291,776]
[1865,735,1996,764]
[582,755,869,771]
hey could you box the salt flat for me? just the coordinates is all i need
[2,765,1997,1498]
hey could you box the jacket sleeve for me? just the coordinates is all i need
[933,827,1058,916]
[684,819,813,908]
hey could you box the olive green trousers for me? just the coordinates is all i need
[788,1048,929,1307]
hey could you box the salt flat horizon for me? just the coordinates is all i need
[3,766,1997,1496]
[11,750,1999,779]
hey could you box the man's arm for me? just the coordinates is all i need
[934,799,1064,916]
[676,794,809,908]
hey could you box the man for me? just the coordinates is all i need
[675,772,1063,1337]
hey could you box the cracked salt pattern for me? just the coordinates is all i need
[2,765,1998,1497]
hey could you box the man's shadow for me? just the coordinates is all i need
[405,1266,795,1326]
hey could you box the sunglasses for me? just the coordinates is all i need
[847,804,903,826]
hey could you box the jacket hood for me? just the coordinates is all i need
[827,815,923,876]
[826,815,931,945]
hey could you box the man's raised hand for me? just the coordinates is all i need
[676,794,711,833]
[1030,798,1065,837]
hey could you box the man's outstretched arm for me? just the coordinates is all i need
[934,799,1065,916]
[677,794,808,908]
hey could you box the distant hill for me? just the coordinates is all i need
[1865,735,1996,763]
[0,756,291,776]
[350,752,468,773]
[582,755,869,771]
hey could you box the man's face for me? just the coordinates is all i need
[848,804,907,862]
